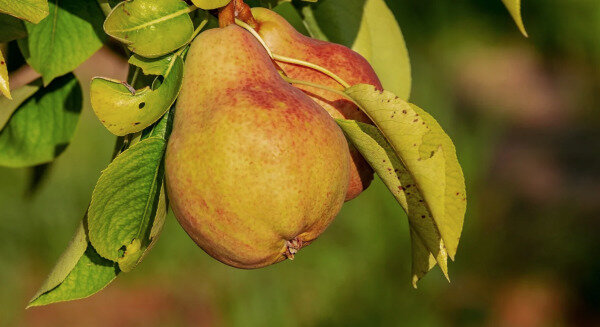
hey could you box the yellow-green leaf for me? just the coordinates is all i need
[0,50,10,99]
[190,0,231,10]
[344,84,467,260]
[336,119,449,283]
[351,0,411,100]
[502,0,528,37]
[90,55,183,136]
[0,0,49,23]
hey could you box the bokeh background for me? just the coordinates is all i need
[1,0,599,326]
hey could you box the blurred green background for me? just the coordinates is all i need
[1,0,600,326]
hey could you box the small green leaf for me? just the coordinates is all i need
[0,81,40,130]
[336,119,449,283]
[88,137,166,265]
[0,0,48,23]
[17,0,106,85]
[28,244,119,307]
[104,0,194,58]
[502,0,528,37]
[91,55,183,136]
[344,85,466,261]
[128,53,175,76]
[0,50,10,99]
[190,0,231,10]
[0,74,82,168]
[0,13,27,43]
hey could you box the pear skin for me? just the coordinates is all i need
[252,8,383,201]
[165,25,350,269]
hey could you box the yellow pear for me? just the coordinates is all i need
[165,25,350,269]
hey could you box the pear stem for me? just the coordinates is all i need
[234,19,351,89]
[272,54,350,89]
[235,19,273,58]
[281,76,357,105]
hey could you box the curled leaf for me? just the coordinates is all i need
[104,0,194,58]
[90,55,183,136]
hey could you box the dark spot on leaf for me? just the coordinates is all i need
[398,186,404,191]
[421,215,426,219]
[0,61,4,65]
[413,119,418,123]
[138,102,145,109]
[134,122,140,125]
[402,110,407,114]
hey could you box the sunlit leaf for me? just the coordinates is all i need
[0,0,48,23]
[0,13,27,43]
[104,0,194,58]
[90,55,183,136]
[311,0,411,100]
[17,0,106,85]
[336,119,449,282]
[350,0,411,100]
[191,0,231,10]
[344,84,467,260]
[0,50,10,99]
[502,0,528,37]
[88,137,166,267]
[0,74,82,168]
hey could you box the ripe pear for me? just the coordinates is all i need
[252,8,383,201]
[165,25,350,269]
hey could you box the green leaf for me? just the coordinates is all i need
[87,137,167,268]
[17,0,106,85]
[104,0,194,58]
[0,74,82,168]
[190,0,231,10]
[311,0,411,100]
[90,55,183,136]
[502,0,528,37]
[128,53,175,76]
[28,221,89,304]
[343,84,467,260]
[0,49,9,99]
[0,81,40,130]
[0,0,48,23]
[0,13,27,42]
[335,119,449,284]
[28,243,119,307]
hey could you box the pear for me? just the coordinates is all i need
[165,25,350,269]
[252,8,383,201]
